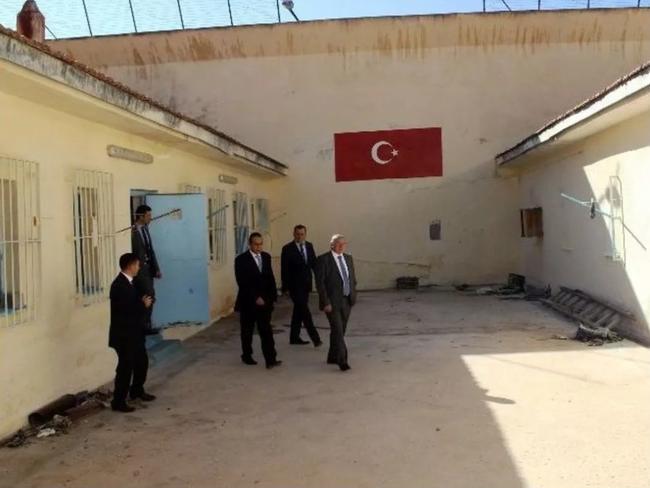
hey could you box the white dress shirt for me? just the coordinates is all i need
[121,272,134,284]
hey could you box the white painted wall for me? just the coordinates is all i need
[54,9,650,289]
[516,111,650,343]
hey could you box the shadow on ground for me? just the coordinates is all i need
[2,290,649,488]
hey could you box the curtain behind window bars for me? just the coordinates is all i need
[234,191,249,255]
[253,198,270,233]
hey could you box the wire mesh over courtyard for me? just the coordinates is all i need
[1,0,649,39]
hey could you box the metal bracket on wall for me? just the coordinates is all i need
[561,178,624,262]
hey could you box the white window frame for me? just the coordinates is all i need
[0,157,40,327]
[72,169,116,304]
[207,187,227,265]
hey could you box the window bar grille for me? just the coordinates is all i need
[0,158,40,327]
[27,161,39,324]
[73,170,115,303]
[20,161,27,323]
[217,190,226,264]
[1,164,7,325]
[8,160,16,321]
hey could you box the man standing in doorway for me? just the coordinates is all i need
[235,232,282,369]
[281,225,322,347]
[316,234,357,372]
[109,253,156,412]
[132,205,161,335]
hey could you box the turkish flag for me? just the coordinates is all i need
[334,127,443,182]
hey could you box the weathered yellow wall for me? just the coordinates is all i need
[53,8,650,288]
[0,77,274,438]
[517,111,650,343]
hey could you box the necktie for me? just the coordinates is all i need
[300,243,307,263]
[338,255,351,296]
[255,254,262,272]
[142,226,151,249]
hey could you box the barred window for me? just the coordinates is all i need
[73,170,116,302]
[207,188,227,265]
[233,192,249,255]
[0,157,40,326]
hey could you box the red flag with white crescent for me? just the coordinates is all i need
[334,127,443,182]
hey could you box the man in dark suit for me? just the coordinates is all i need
[132,205,161,335]
[109,253,156,412]
[281,225,322,347]
[235,232,282,369]
[316,234,357,372]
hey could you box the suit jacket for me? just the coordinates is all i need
[131,225,160,276]
[281,240,317,294]
[234,251,278,312]
[108,273,145,348]
[316,252,357,310]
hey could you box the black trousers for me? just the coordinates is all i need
[134,265,155,328]
[289,291,321,343]
[112,337,148,406]
[326,298,352,366]
[240,306,277,365]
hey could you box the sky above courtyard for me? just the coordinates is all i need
[0,0,645,39]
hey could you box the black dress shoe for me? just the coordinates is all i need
[131,392,156,402]
[327,359,336,364]
[339,363,351,372]
[290,338,310,345]
[144,327,161,336]
[241,356,258,365]
[266,360,283,369]
[314,340,323,348]
[111,403,135,413]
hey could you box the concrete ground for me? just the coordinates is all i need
[2,289,650,488]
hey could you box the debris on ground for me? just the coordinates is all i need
[396,276,419,290]
[36,428,56,439]
[2,389,111,448]
[475,286,497,295]
[455,274,542,299]
[575,323,623,346]
[551,334,569,341]
[4,430,31,448]
[5,414,73,447]
[541,287,634,345]
[28,393,81,427]
[66,389,111,421]
[521,285,552,301]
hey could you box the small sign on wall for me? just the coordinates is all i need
[107,145,154,164]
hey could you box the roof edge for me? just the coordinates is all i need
[0,25,287,175]
[496,61,650,167]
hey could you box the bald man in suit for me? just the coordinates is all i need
[316,234,357,372]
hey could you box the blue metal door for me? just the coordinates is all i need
[145,193,209,327]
